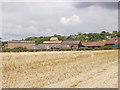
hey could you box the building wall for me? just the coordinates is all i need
[8,42,35,49]
[32,44,49,49]
[32,44,71,50]
[61,45,71,49]
[71,45,79,49]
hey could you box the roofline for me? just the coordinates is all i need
[8,41,35,43]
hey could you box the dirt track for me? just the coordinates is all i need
[2,50,118,88]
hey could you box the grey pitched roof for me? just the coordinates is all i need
[62,41,80,45]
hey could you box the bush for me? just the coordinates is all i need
[77,48,94,51]
[2,48,11,52]
[2,45,119,52]
[2,47,28,52]
[100,46,112,50]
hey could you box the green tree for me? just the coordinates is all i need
[111,31,118,37]
[117,31,120,37]
[78,32,82,35]
[78,34,86,42]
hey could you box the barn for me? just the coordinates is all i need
[7,41,35,49]
[105,37,120,47]
[62,41,82,50]
[42,37,62,44]
[32,37,62,50]
[81,37,120,48]
[32,44,62,50]
[82,41,106,48]
[32,37,81,50]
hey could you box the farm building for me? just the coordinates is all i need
[32,44,72,50]
[5,37,120,50]
[32,44,62,50]
[110,37,120,42]
[62,41,82,50]
[32,37,81,50]
[81,37,120,48]
[7,41,35,49]
[42,37,62,44]
[105,37,120,47]
[34,37,63,50]
[110,37,120,45]
[81,41,107,48]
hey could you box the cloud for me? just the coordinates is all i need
[2,23,41,40]
[2,2,118,40]
[60,15,80,25]
[3,23,39,35]
[73,2,118,9]
[2,23,64,40]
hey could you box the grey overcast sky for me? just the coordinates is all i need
[2,1,118,41]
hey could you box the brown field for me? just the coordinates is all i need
[1,50,118,88]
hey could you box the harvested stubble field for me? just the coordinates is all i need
[1,50,118,88]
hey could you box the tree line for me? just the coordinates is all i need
[22,30,120,45]
[1,30,120,46]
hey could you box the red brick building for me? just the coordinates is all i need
[82,41,106,48]
[7,41,35,49]
[82,37,120,48]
